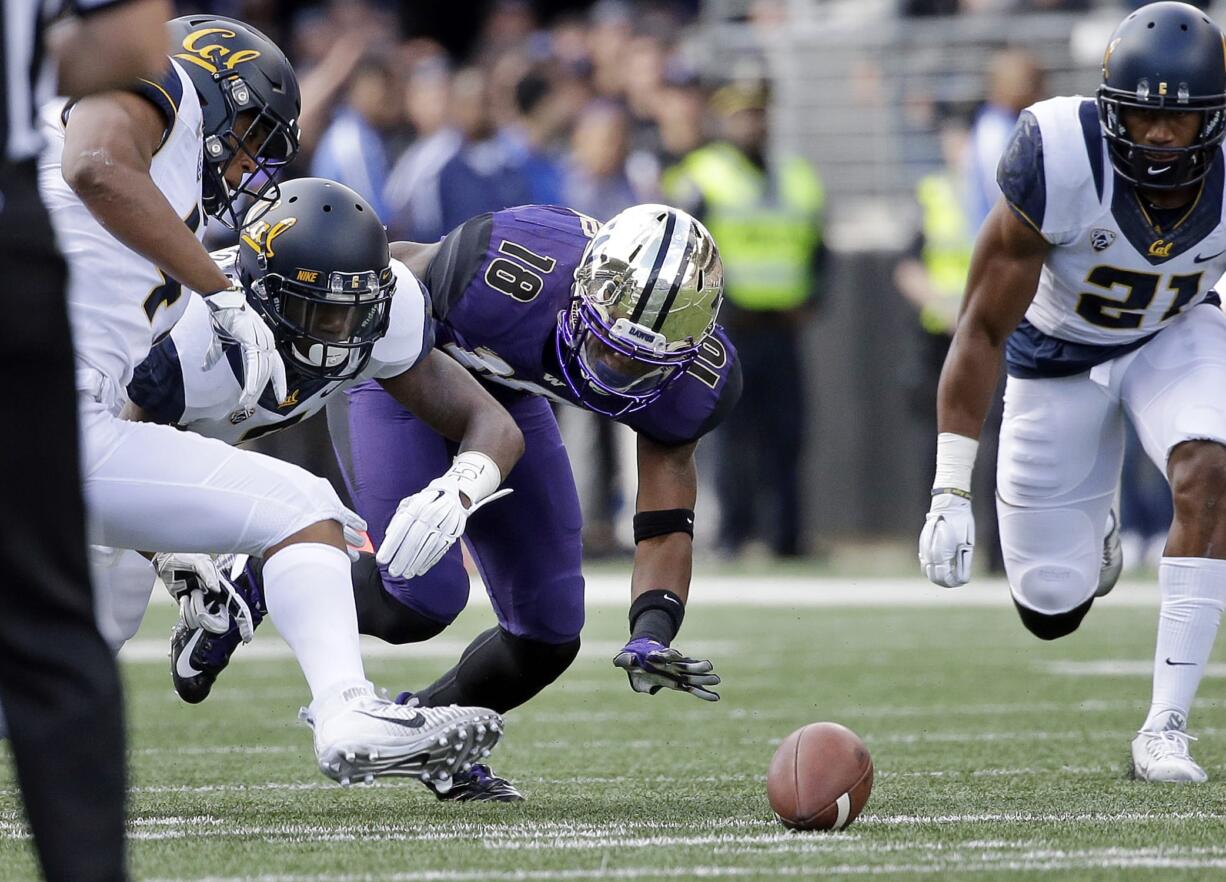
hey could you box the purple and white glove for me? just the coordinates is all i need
[613,637,721,702]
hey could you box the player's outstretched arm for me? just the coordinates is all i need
[373,350,524,578]
[61,92,231,296]
[919,199,1048,588]
[612,435,720,702]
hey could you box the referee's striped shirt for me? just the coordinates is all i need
[2,0,131,163]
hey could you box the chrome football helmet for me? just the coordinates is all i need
[557,204,723,417]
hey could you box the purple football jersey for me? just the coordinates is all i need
[423,205,741,446]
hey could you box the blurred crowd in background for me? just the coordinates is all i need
[173,0,1203,570]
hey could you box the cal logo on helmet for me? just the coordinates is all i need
[240,218,297,261]
[175,27,262,75]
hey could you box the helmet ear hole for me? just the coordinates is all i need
[322,204,332,212]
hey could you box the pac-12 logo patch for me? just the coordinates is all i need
[1091,229,1116,252]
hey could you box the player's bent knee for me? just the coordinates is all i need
[1010,561,1096,619]
[500,629,581,695]
[351,553,458,642]
[1013,594,1094,640]
[265,519,345,558]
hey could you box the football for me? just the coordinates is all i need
[766,722,874,831]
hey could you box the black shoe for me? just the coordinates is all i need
[169,560,266,703]
[425,763,524,802]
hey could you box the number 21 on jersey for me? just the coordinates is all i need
[1075,265,1203,330]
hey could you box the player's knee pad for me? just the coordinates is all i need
[1013,594,1094,641]
[999,504,1101,616]
[351,553,453,643]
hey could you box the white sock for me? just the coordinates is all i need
[1142,557,1226,731]
[262,543,368,704]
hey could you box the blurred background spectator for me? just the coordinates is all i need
[664,80,826,558]
[172,0,1179,571]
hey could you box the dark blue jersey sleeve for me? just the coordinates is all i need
[127,337,187,424]
[129,60,182,148]
[997,110,1047,233]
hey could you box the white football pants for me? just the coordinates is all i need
[997,304,1226,615]
[78,375,350,642]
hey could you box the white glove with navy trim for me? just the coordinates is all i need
[203,287,288,411]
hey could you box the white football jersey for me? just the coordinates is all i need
[126,254,431,445]
[1003,96,1226,356]
[39,60,206,391]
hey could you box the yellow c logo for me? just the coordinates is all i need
[240,217,297,259]
[175,27,262,75]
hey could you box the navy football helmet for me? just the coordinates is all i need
[237,179,395,381]
[168,16,301,228]
[1097,2,1226,190]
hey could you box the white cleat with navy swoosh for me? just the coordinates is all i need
[300,683,504,790]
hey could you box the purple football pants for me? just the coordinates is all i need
[330,380,585,644]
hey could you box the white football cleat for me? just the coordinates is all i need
[1096,509,1123,598]
[301,684,504,789]
[1131,718,1208,784]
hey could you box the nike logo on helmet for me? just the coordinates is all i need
[356,710,426,729]
[1193,247,1226,263]
[176,629,206,679]
[1165,658,1197,666]
[1147,165,1172,175]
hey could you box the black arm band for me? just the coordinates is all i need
[633,508,695,544]
[629,589,686,636]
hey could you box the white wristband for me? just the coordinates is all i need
[933,432,978,495]
[447,451,503,507]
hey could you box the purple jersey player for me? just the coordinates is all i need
[323,204,740,796]
[165,203,739,801]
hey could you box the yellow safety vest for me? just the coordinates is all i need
[665,143,823,312]
[916,172,972,335]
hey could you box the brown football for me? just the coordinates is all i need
[766,722,874,831]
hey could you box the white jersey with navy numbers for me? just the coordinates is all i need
[999,95,1226,378]
[38,59,206,392]
[126,253,432,446]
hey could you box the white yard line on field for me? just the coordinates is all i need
[143,575,1160,611]
[137,850,1226,882]
[1043,659,1226,677]
[117,638,738,664]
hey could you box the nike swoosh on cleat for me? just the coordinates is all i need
[175,629,205,679]
[1193,248,1226,263]
[356,710,427,729]
[1165,658,1198,666]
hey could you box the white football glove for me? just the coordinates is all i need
[376,452,511,579]
[153,552,255,642]
[203,287,288,411]
[919,492,975,588]
[339,507,369,562]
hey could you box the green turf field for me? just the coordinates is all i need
[2,576,1225,881]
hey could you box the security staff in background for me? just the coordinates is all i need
[663,79,825,558]
[0,2,169,880]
